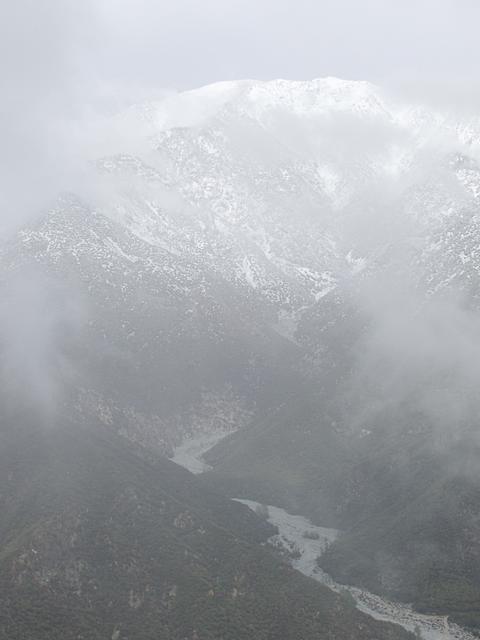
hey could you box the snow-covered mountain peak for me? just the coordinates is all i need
[134,77,388,132]
[118,78,480,161]
[149,80,252,131]
[7,76,480,331]
[241,77,387,119]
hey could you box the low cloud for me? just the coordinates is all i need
[0,268,86,418]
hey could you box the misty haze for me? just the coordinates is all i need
[2,2,480,639]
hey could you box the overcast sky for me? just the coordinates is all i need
[3,0,480,97]
[99,0,480,90]
[1,0,480,230]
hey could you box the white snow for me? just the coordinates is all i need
[241,256,258,289]
[345,250,367,275]
[103,237,139,263]
[152,80,251,131]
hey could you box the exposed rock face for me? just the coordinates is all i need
[2,77,480,634]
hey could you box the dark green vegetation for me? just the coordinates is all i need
[202,297,480,634]
[204,391,480,633]
[319,433,480,632]
[0,417,413,640]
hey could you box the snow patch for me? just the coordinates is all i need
[241,256,258,289]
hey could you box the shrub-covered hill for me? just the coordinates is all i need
[204,396,480,633]
[0,419,413,640]
[318,434,480,633]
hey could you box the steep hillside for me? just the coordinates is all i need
[0,418,413,640]
[3,77,480,635]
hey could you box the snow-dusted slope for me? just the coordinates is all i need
[3,77,480,631]
[3,76,480,446]
[99,78,480,307]
[9,78,480,311]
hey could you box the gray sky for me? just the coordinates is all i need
[3,0,480,98]
[1,0,480,230]
[96,0,480,90]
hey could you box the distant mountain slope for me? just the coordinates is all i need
[2,77,480,635]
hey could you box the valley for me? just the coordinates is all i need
[3,76,480,637]
[173,430,478,640]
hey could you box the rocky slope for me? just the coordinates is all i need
[2,77,480,633]
[0,416,414,640]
